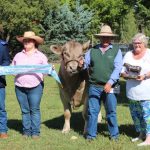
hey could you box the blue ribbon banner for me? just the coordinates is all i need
[0,64,61,84]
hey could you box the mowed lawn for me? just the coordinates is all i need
[0,64,149,150]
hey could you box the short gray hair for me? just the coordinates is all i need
[132,33,149,47]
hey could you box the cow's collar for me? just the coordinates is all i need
[62,54,84,69]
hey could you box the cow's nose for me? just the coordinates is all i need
[69,65,77,72]
[69,65,75,70]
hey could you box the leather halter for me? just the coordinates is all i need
[62,53,84,68]
[65,59,80,67]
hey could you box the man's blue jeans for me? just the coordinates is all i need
[86,85,119,139]
[15,83,43,136]
[0,88,7,133]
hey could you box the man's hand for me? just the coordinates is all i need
[78,59,84,68]
[104,82,112,93]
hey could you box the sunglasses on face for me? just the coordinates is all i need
[23,39,35,44]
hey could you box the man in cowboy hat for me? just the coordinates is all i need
[82,24,123,140]
[0,35,10,138]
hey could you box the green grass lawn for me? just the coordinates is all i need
[0,66,149,150]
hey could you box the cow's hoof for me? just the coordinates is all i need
[98,117,102,123]
[62,129,70,134]
[83,131,87,136]
[98,113,102,123]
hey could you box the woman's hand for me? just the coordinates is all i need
[137,74,146,81]
[121,72,139,80]
[121,72,130,80]
[52,64,55,70]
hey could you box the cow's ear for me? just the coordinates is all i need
[50,45,63,55]
[82,40,90,52]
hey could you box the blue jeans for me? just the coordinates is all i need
[86,85,119,139]
[0,88,7,133]
[15,83,43,136]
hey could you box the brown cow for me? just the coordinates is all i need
[50,40,101,134]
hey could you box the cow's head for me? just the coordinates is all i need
[50,40,90,75]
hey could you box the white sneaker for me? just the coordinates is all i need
[131,137,140,142]
[131,132,146,142]
[137,142,150,146]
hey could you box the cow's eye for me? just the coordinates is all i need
[63,51,70,57]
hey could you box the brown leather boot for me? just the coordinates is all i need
[0,133,8,139]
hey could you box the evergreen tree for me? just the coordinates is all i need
[135,0,150,36]
[121,8,138,43]
[42,0,94,45]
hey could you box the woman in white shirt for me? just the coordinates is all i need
[121,33,150,146]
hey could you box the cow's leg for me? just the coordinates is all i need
[58,83,72,133]
[71,81,85,108]
[60,91,72,133]
[98,111,102,123]
[62,107,71,133]
[82,96,88,135]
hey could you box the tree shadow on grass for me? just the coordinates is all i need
[42,114,64,131]
[119,124,137,138]
[7,119,22,134]
[43,112,84,134]
[97,123,137,138]
[43,113,137,139]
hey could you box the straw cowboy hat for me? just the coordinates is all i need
[16,31,44,44]
[94,24,118,37]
